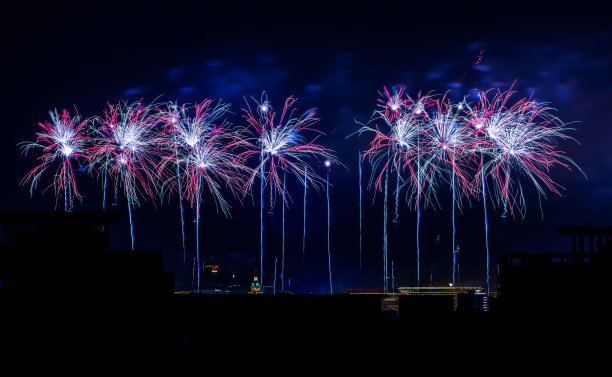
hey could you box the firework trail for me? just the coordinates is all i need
[419,95,475,286]
[359,151,363,272]
[461,90,510,294]
[89,101,164,250]
[380,86,409,225]
[369,85,580,292]
[454,50,485,89]
[465,90,521,293]
[274,257,278,294]
[416,141,421,289]
[195,174,202,290]
[102,169,108,211]
[394,159,400,223]
[158,101,188,262]
[158,100,233,265]
[20,109,89,212]
[260,153,265,286]
[463,87,583,292]
[241,93,338,287]
[356,87,431,290]
[281,171,286,292]
[452,167,457,285]
[161,110,247,292]
[302,166,307,263]
[325,160,333,294]
[391,260,395,300]
[451,163,457,287]
[467,94,503,293]
[383,154,389,292]
[481,155,490,294]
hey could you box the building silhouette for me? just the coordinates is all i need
[498,226,611,314]
[0,211,173,297]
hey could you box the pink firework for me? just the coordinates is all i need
[180,127,248,215]
[241,93,338,288]
[240,93,337,202]
[489,95,578,217]
[377,86,410,122]
[90,101,165,207]
[158,100,248,215]
[158,100,231,150]
[462,88,582,217]
[419,94,477,205]
[89,100,166,250]
[20,108,89,211]
[358,88,433,291]
[157,102,247,292]
[358,89,432,203]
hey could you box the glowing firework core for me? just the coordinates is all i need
[61,144,73,156]
[186,137,199,147]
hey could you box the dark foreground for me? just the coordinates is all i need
[1,293,609,367]
[0,213,609,366]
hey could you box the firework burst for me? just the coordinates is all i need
[158,101,247,292]
[157,100,234,263]
[358,91,431,200]
[420,95,476,203]
[356,89,431,290]
[241,92,338,288]
[461,87,584,293]
[20,109,89,211]
[241,93,336,198]
[89,101,165,249]
[419,95,476,285]
[377,86,409,122]
[178,127,248,216]
[475,91,581,218]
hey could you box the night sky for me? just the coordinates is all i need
[2,1,611,292]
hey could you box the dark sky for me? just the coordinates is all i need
[2,1,611,292]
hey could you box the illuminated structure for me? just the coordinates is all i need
[204,264,219,275]
[249,276,262,294]
[398,286,483,296]
[398,286,488,312]
[457,289,489,312]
